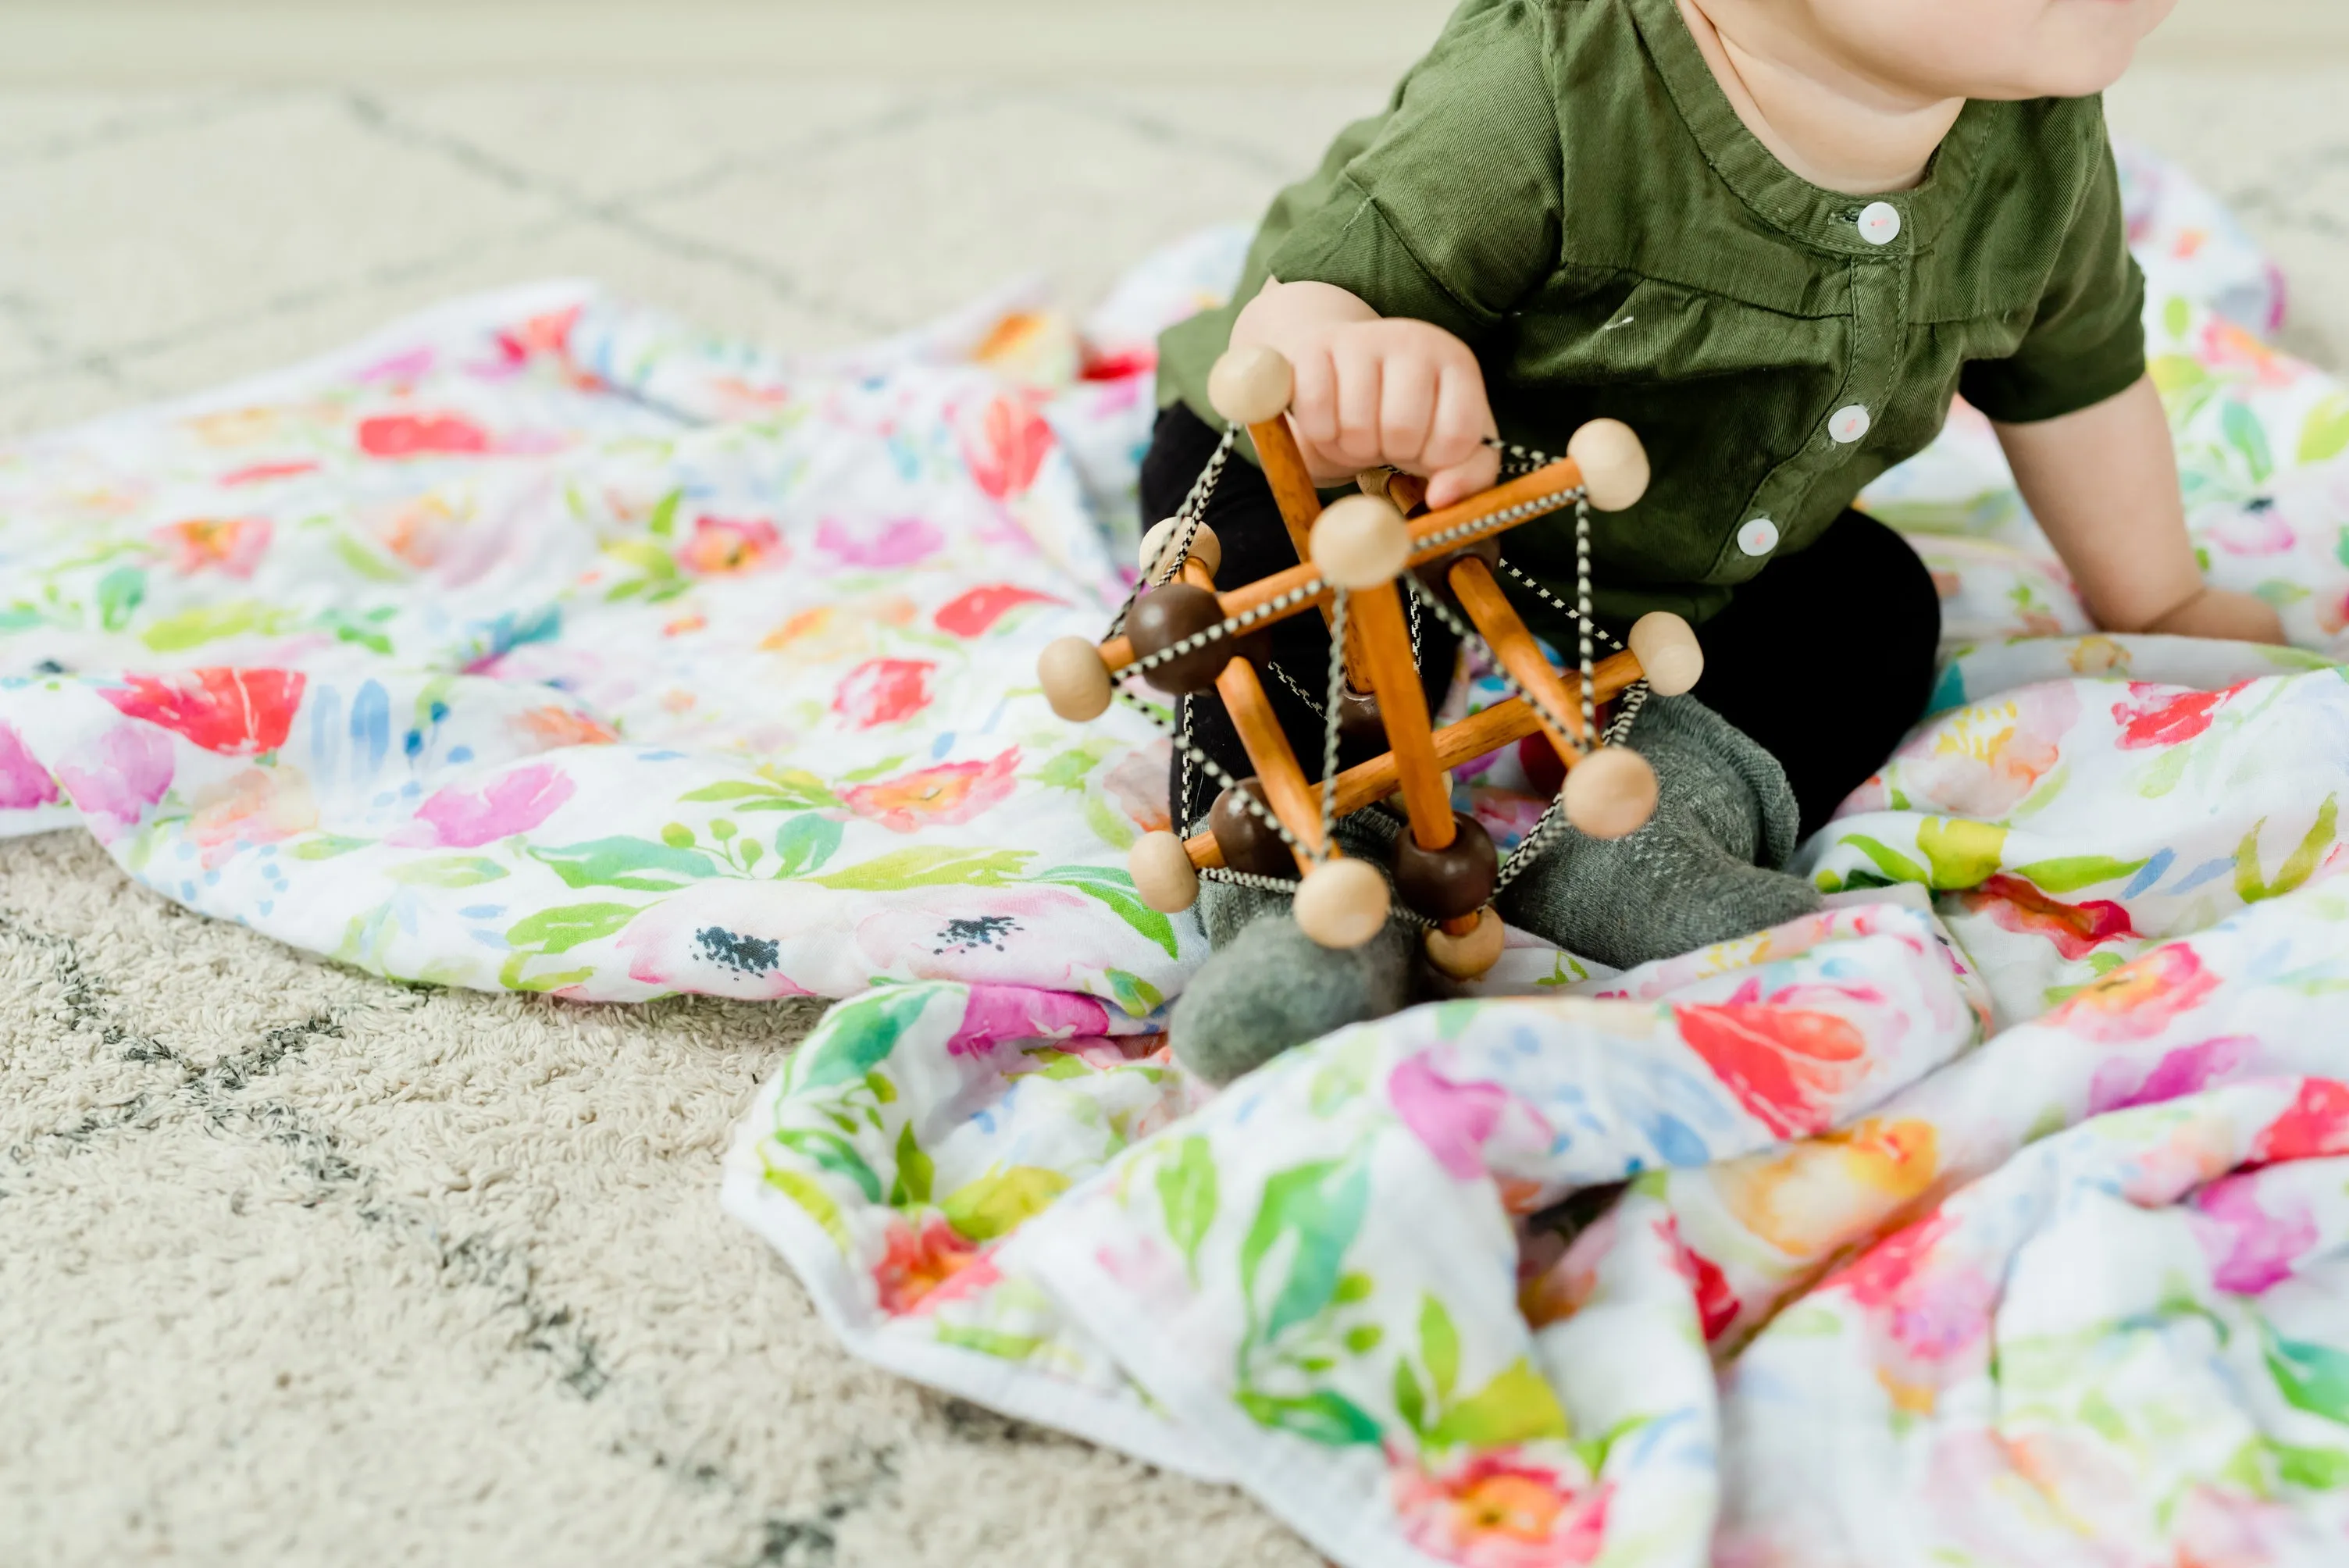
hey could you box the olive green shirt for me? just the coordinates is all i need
[1158,0,2147,628]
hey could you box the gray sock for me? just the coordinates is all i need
[1495,694,1823,971]
[1171,812,1426,1085]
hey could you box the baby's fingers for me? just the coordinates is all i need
[1424,443,1501,510]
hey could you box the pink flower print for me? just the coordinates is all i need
[1389,1452,1612,1568]
[0,722,61,811]
[872,1214,982,1315]
[1390,1054,1514,1181]
[2200,317,2298,391]
[1831,1211,1994,1371]
[1102,744,1173,834]
[962,394,1056,500]
[932,584,1059,637]
[54,724,176,837]
[2087,1035,2255,1115]
[680,515,782,576]
[815,515,943,569]
[832,658,935,729]
[2111,682,2247,750]
[1959,875,2137,961]
[394,762,575,848]
[946,984,1113,1058]
[2251,1078,2349,1166]
[1883,682,2080,818]
[152,515,272,578]
[219,460,318,487]
[187,765,318,868]
[842,749,1019,833]
[2194,1174,2318,1295]
[2047,944,2222,1043]
[356,412,492,458]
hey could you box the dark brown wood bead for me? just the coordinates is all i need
[1335,685,1385,739]
[1127,583,1235,695]
[1208,779,1299,878]
[1412,535,1501,609]
[1391,811,1498,922]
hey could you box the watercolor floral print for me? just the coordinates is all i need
[5,147,2349,1567]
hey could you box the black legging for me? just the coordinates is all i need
[1139,404,1943,842]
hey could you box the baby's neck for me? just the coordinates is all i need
[1677,0,1965,195]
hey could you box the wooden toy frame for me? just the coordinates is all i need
[1036,346,1704,982]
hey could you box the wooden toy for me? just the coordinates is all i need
[1036,346,1704,982]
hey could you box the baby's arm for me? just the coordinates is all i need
[1231,280,1504,507]
[1994,375,2287,644]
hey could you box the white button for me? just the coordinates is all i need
[1829,404,1872,444]
[1857,202,1902,245]
[1738,519,1780,557]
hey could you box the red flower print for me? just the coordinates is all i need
[1671,1002,1868,1139]
[2251,1079,2349,1166]
[843,750,1020,833]
[680,515,783,576]
[100,668,304,756]
[872,1214,982,1314]
[357,412,493,458]
[933,584,1060,637]
[1959,874,2137,960]
[2111,682,2248,750]
[1658,1216,1741,1342]
[153,515,272,578]
[2046,943,2222,1042]
[1390,1453,1613,1568]
[962,395,1055,500]
[832,659,936,729]
[219,460,319,486]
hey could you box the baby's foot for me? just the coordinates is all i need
[1499,695,1822,971]
[1171,878,1420,1085]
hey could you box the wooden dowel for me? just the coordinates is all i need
[1100,459,1584,672]
[1448,555,1588,764]
[1179,558,1217,593]
[1214,657,1326,859]
[1183,650,1644,870]
[1440,913,1483,937]
[1382,471,1429,515]
[1350,582,1454,851]
[1248,418,1324,565]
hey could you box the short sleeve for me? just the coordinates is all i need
[1260,0,1564,344]
[1959,119,2147,424]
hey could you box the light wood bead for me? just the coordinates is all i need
[1567,419,1651,512]
[1139,517,1221,581]
[1627,611,1704,697]
[1207,346,1295,427]
[1128,831,1201,914]
[1038,636,1113,722]
[1310,495,1411,590]
[1292,857,1391,950]
[1563,744,1659,840]
[1424,906,1506,980]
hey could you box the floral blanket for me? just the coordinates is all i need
[6,146,2349,1566]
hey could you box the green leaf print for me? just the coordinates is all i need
[1098,969,1165,1019]
[773,1128,882,1202]
[2300,395,2349,466]
[647,487,683,538]
[1838,834,1930,887]
[2266,1330,2349,1425]
[2270,1438,2349,1490]
[1235,1390,1383,1447]
[768,814,843,878]
[505,902,640,954]
[810,846,1034,892]
[530,836,717,892]
[1917,818,2009,889]
[941,1165,1071,1242]
[141,600,273,652]
[2013,854,2150,894]
[1419,1295,1462,1402]
[1424,1359,1574,1450]
[792,985,937,1093]
[1032,745,1106,790]
[1032,864,1178,960]
[94,566,144,631]
[603,537,679,580]
[679,767,842,812]
[1239,1160,1372,1352]
[292,834,374,861]
[764,1160,851,1251]
[890,1121,932,1208]
[2162,296,2192,343]
[2148,354,2208,400]
[2234,796,2339,905]
[936,1326,1046,1362]
[386,856,508,888]
[1155,1136,1218,1280]
[1393,1358,1428,1434]
[2222,400,2276,486]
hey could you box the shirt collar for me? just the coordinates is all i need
[1621,0,1988,258]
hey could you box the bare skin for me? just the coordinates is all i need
[1229,0,2284,645]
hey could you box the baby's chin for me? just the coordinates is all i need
[1853,0,2170,102]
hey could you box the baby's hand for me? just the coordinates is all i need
[1285,317,1502,508]
[2146,586,2287,646]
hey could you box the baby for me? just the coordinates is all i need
[1146,0,2285,1082]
